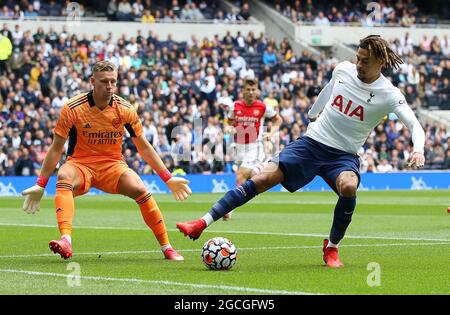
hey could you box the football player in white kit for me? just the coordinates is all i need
[177,35,425,268]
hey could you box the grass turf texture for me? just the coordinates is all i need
[0,190,449,295]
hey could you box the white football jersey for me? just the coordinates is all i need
[307,61,424,154]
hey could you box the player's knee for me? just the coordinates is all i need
[236,169,251,184]
[252,168,283,193]
[57,170,76,183]
[250,162,266,178]
[130,186,148,200]
[339,181,357,197]
[236,173,246,185]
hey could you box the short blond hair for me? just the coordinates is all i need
[92,60,117,73]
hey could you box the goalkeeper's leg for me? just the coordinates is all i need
[49,164,84,259]
[118,170,184,261]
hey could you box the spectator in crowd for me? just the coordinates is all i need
[14,147,36,176]
[116,0,133,21]
[229,48,246,73]
[132,0,144,19]
[107,0,118,20]
[262,45,277,69]
[441,35,450,56]
[314,11,330,26]
[0,33,12,75]
[238,3,251,21]
[24,4,38,19]
[141,9,154,23]
[226,7,239,22]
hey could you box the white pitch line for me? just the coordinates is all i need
[3,199,448,205]
[0,222,143,231]
[158,200,450,206]
[0,242,449,259]
[208,230,450,242]
[0,269,318,295]
[1,222,449,242]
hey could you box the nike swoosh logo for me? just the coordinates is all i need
[344,211,354,215]
[338,80,345,84]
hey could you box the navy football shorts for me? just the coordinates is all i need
[271,136,360,193]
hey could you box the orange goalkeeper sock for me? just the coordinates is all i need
[136,192,169,247]
[55,180,75,237]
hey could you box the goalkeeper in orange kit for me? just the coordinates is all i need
[21,60,192,260]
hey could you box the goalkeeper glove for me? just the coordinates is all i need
[158,170,192,201]
[21,176,47,214]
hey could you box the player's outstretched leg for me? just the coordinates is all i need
[176,218,207,241]
[223,166,252,221]
[177,180,257,240]
[223,162,267,221]
[177,162,284,240]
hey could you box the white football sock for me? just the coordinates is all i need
[161,244,172,252]
[61,234,71,244]
[327,241,339,248]
[202,213,214,226]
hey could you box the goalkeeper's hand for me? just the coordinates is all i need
[21,185,45,214]
[166,177,192,201]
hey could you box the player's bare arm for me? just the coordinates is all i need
[224,120,235,134]
[265,113,283,146]
[270,113,283,132]
[132,134,192,201]
[38,134,67,178]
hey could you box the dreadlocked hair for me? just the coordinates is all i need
[359,35,403,72]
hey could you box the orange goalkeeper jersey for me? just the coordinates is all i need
[54,91,143,161]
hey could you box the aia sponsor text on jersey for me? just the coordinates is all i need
[331,95,364,121]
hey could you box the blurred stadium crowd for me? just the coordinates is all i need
[0,1,449,177]
[268,0,450,26]
[0,0,247,22]
[2,0,449,25]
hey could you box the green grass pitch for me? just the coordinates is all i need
[0,190,449,295]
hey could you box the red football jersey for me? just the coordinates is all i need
[231,100,276,144]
